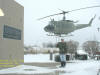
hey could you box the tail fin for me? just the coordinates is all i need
[75,15,96,30]
[89,15,96,25]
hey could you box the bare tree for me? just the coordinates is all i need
[67,40,79,54]
[47,42,54,48]
[82,41,100,56]
[42,42,47,48]
[42,42,55,48]
[66,40,79,60]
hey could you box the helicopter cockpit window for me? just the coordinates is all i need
[48,25,54,30]
[49,22,52,25]
[49,21,54,26]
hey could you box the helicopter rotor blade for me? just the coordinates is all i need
[38,13,62,20]
[38,5,100,20]
[66,5,100,13]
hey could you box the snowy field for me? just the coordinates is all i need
[0,54,100,75]
[24,54,55,63]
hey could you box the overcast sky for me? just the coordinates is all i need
[15,0,100,46]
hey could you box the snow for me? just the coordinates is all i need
[61,60,100,75]
[0,65,53,74]
[0,54,100,75]
[24,54,55,63]
[77,50,88,55]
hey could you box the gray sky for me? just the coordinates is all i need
[15,0,100,46]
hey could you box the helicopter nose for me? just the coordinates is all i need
[44,25,54,32]
[44,26,48,32]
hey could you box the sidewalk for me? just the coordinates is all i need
[0,62,64,75]
[24,62,60,68]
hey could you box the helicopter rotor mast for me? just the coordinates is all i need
[62,11,67,20]
[38,5,100,20]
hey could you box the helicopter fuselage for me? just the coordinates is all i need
[44,20,75,35]
[44,15,95,36]
[38,5,99,36]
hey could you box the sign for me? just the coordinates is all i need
[3,25,21,40]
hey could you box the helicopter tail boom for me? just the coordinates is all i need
[75,15,96,30]
[88,15,96,25]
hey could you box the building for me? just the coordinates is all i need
[94,52,100,60]
[0,0,24,68]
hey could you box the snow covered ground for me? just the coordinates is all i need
[0,54,100,75]
[61,60,100,75]
[24,54,55,63]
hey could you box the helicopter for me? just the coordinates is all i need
[38,5,100,37]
